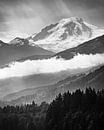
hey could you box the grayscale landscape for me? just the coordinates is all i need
[0,0,104,130]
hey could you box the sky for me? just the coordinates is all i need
[0,0,104,42]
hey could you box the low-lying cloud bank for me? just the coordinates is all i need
[0,53,104,79]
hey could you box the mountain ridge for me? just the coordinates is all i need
[2,65,104,105]
[0,17,104,105]
[29,17,104,52]
[54,34,104,59]
[0,40,54,67]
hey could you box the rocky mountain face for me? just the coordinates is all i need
[29,17,104,52]
[54,34,104,59]
[0,39,54,67]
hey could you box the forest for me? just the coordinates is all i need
[0,87,104,130]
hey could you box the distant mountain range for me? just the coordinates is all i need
[0,17,104,106]
[2,32,104,105]
[0,38,54,67]
[0,17,104,66]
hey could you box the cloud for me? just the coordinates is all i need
[0,53,104,79]
[0,0,104,42]
[0,0,72,42]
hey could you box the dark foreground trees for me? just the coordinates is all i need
[45,88,104,130]
[0,88,104,130]
[0,101,48,130]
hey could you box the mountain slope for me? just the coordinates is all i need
[3,65,104,105]
[29,17,104,52]
[54,34,104,59]
[0,71,72,99]
[0,39,54,67]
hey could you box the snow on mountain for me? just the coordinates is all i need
[10,37,30,46]
[0,38,54,67]
[29,17,104,52]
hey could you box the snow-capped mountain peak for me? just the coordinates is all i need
[10,37,29,46]
[48,17,93,38]
[29,17,104,52]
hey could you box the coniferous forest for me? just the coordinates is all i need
[0,88,104,130]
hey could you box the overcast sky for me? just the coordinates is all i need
[0,0,104,42]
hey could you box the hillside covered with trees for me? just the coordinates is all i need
[0,87,104,130]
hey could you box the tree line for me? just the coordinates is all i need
[0,87,104,130]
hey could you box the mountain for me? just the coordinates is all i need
[0,71,72,99]
[18,54,51,62]
[2,32,104,105]
[1,17,103,67]
[1,17,104,106]
[10,37,30,46]
[29,17,104,52]
[54,34,104,59]
[0,38,54,67]
[3,65,104,105]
